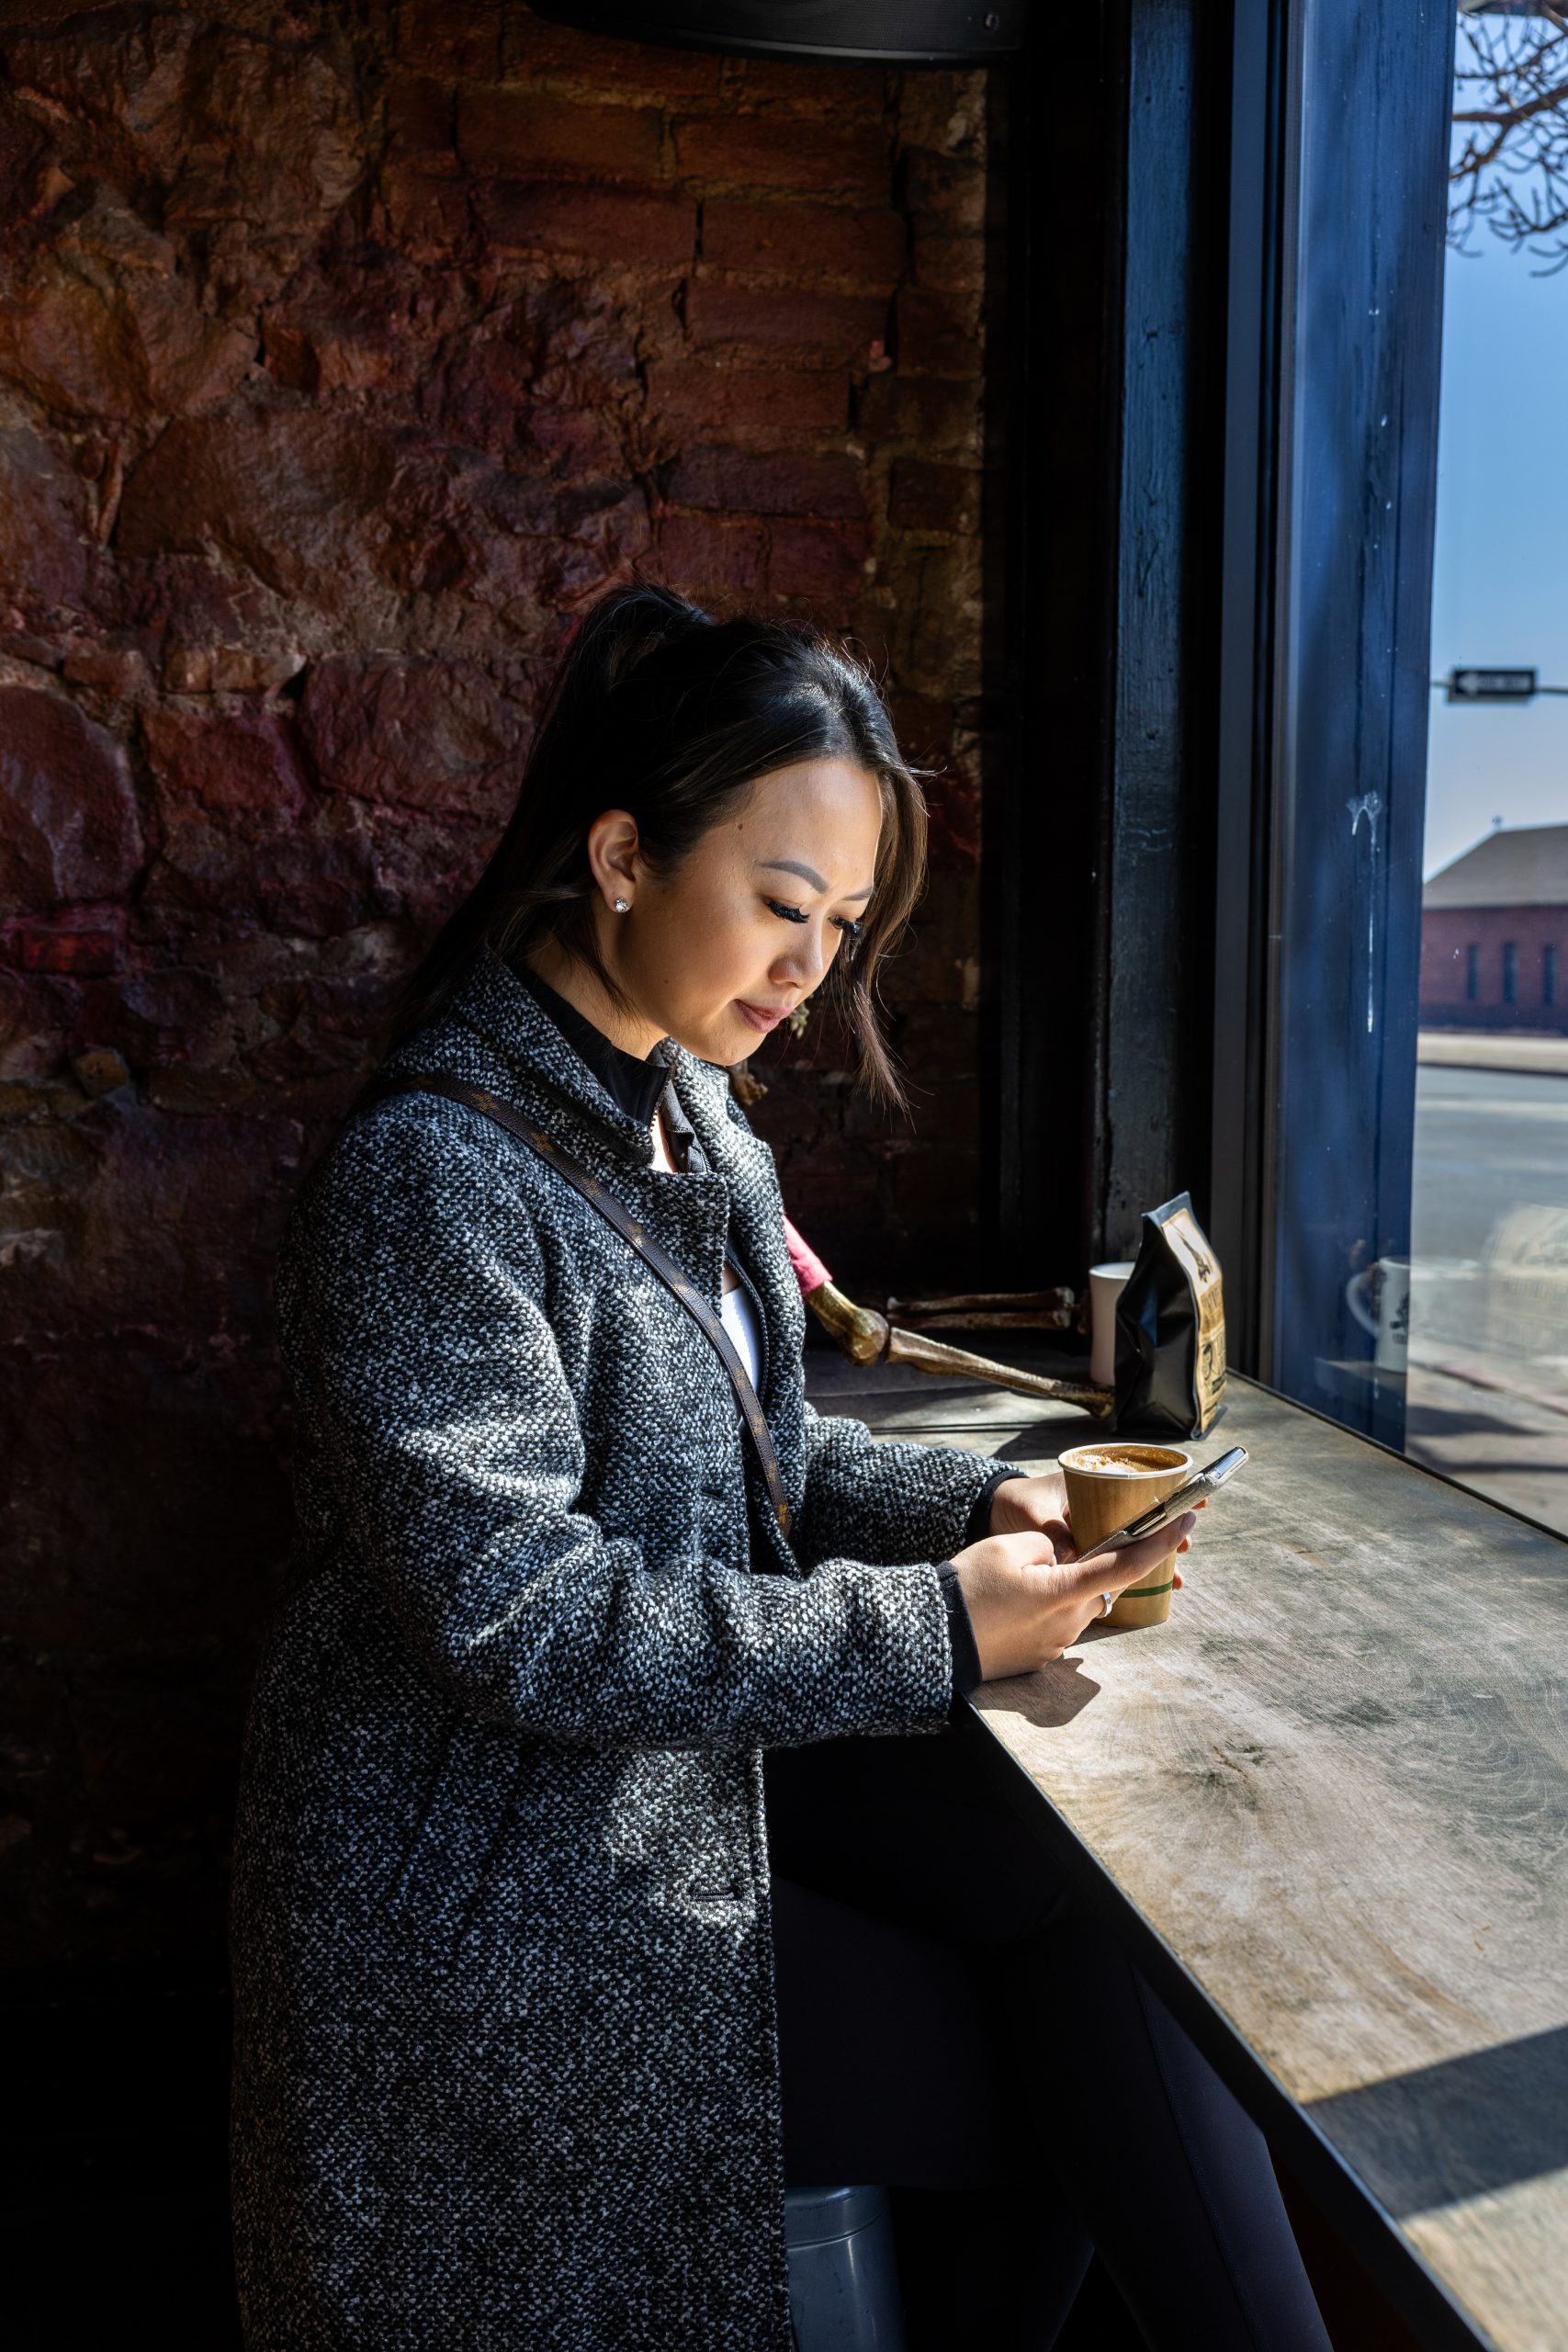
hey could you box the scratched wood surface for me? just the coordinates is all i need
[810,1359,1568,2352]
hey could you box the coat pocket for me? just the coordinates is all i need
[383,1716,526,1955]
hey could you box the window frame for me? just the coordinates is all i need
[1208,0,1454,1451]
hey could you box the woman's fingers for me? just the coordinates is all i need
[962,1510,1201,1679]
[1074,1514,1196,1600]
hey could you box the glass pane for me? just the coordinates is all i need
[1263,0,1443,1458]
[1406,4,1568,1536]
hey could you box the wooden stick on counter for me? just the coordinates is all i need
[783,1219,1115,1420]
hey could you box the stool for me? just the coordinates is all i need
[784,2184,908,2351]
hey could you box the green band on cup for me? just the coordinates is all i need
[1116,1580,1173,1601]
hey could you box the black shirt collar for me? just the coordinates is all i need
[514,962,670,1128]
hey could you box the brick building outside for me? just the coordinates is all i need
[1419,822,1568,1035]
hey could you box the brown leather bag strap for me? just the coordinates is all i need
[371,1072,793,1539]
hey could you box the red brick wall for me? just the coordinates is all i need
[0,5,989,1964]
[1420,906,1567,1033]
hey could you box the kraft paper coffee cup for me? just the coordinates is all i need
[1058,1442,1193,1629]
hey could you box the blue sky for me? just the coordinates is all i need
[1424,224,1568,877]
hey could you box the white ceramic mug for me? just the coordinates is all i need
[1345,1255,1411,1372]
[1089,1260,1137,1388]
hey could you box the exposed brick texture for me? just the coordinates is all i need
[657,514,767,595]
[703,198,907,287]
[765,520,872,601]
[666,445,864,519]
[889,457,982,536]
[673,114,888,198]
[644,360,848,432]
[684,280,889,363]
[478,178,696,263]
[397,0,502,80]
[457,89,665,180]
[501,13,724,105]
[0,2,990,1972]
[895,284,983,378]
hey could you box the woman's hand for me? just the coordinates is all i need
[987,1469,1201,1597]
[987,1468,1072,1540]
[951,1516,1197,1681]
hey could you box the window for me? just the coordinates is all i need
[1215,0,1450,1456]
[1404,7,1568,1536]
[1214,3,1568,1541]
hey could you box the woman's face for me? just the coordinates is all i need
[592,757,885,1067]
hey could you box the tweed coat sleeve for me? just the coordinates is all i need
[712,1084,1001,1576]
[793,1403,1001,1573]
[277,1107,958,1752]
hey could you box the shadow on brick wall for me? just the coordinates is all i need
[1,0,993,1996]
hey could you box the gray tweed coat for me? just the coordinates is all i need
[230,948,998,2350]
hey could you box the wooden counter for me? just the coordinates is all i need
[808,1359,1568,2352]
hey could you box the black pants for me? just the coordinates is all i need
[765,1715,1333,2352]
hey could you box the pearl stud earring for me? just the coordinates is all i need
[612,897,631,914]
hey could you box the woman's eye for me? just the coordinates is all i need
[764,899,863,948]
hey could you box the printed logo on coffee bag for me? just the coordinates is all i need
[1158,1204,1226,1429]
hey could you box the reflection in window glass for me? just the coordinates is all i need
[1407,6,1568,1537]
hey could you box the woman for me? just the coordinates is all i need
[231,582,1329,2350]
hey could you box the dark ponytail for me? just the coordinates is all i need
[388,578,929,1104]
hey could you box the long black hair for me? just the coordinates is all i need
[389,579,929,1103]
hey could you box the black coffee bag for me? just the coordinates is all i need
[1113,1193,1226,1437]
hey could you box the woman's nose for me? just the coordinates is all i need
[774,926,832,989]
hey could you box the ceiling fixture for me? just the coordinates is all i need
[525,3,1026,68]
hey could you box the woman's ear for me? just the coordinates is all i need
[584,809,642,914]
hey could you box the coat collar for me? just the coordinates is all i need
[423,950,784,1212]
[382,945,805,1465]
[515,962,670,1127]
[388,946,666,1169]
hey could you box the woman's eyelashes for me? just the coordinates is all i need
[764,897,864,944]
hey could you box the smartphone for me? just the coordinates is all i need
[1096,1446,1249,1551]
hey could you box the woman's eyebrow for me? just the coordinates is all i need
[759,858,875,901]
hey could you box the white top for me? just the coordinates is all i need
[719,1281,763,1391]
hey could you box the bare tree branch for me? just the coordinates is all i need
[1450,8,1568,272]
[1453,73,1568,132]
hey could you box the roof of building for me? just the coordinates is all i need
[1423,823,1568,910]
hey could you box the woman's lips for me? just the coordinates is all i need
[737,1000,790,1035]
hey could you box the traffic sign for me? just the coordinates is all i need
[1444,667,1537,702]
